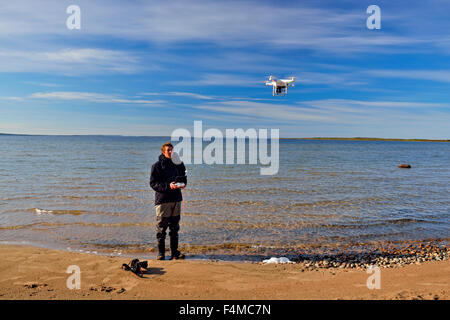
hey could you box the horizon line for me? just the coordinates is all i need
[0,133,448,142]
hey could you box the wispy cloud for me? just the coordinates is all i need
[170,73,261,87]
[1,0,445,53]
[366,70,450,83]
[0,48,142,74]
[195,100,337,122]
[301,99,450,110]
[23,81,63,87]
[27,91,165,105]
[194,99,450,124]
[294,71,367,86]
[141,92,215,100]
[2,97,25,101]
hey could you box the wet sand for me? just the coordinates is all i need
[0,244,448,300]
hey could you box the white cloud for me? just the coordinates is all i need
[170,73,261,87]
[168,92,214,100]
[0,1,448,79]
[0,48,142,74]
[193,99,450,125]
[366,70,450,83]
[27,91,165,105]
[0,0,445,53]
[294,72,367,86]
[43,48,136,64]
[301,99,450,110]
[195,100,337,122]
[23,81,62,87]
[142,92,215,100]
[3,97,25,101]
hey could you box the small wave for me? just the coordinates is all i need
[3,195,41,201]
[306,171,339,176]
[0,222,69,230]
[236,200,267,206]
[0,224,38,230]
[34,208,53,215]
[71,222,152,228]
[183,212,208,217]
[326,218,437,229]
[0,221,153,231]
[32,208,84,215]
[288,196,392,208]
[59,195,139,200]
[223,188,307,195]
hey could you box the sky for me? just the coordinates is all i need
[0,0,449,139]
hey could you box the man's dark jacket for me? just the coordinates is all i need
[149,154,187,205]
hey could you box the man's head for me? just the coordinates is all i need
[161,142,173,159]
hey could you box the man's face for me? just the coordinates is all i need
[162,146,173,159]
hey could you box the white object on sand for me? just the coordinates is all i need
[262,257,293,264]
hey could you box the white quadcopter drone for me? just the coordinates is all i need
[265,75,295,96]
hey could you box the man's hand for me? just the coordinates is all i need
[170,182,186,189]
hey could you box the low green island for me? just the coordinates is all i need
[1,133,449,142]
[283,137,449,142]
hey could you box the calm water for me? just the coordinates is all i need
[0,135,449,258]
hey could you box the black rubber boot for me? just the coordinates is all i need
[156,238,165,260]
[169,235,185,260]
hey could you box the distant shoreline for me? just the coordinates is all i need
[1,133,448,142]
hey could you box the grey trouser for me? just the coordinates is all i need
[156,201,181,241]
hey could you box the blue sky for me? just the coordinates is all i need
[0,0,449,138]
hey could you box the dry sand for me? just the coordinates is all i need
[0,244,448,300]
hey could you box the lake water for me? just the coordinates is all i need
[0,135,448,259]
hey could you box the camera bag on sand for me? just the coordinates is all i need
[122,259,148,277]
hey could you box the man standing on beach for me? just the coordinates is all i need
[150,142,187,260]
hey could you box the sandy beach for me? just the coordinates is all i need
[0,244,448,300]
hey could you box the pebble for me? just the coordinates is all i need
[290,241,448,270]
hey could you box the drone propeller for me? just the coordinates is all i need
[287,76,296,85]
